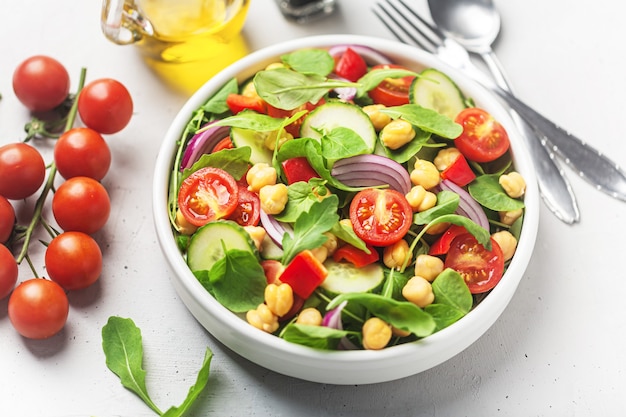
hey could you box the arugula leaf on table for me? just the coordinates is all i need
[102,316,214,417]
[281,195,339,265]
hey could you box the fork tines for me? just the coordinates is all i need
[373,0,444,53]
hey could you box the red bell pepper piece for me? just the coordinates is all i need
[333,244,379,268]
[428,224,469,255]
[278,250,328,299]
[281,157,319,184]
[226,93,267,114]
[440,153,476,187]
[334,47,368,82]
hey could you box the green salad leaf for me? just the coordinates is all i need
[281,49,335,76]
[469,174,525,211]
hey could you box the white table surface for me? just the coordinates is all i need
[2,0,626,416]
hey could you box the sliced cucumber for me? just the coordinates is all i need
[320,259,385,295]
[230,127,273,165]
[300,101,377,154]
[187,220,257,272]
[410,68,466,120]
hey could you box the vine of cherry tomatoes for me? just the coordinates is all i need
[1,55,133,340]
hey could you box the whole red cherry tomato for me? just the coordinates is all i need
[0,143,46,200]
[78,78,133,134]
[54,127,111,180]
[12,55,70,112]
[0,244,18,299]
[52,176,110,234]
[45,231,103,290]
[0,196,15,243]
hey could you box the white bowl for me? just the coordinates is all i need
[153,34,539,385]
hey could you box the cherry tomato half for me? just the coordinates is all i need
[368,64,415,107]
[444,233,505,294]
[45,231,103,290]
[54,127,111,180]
[0,142,46,200]
[78,78,133,134]
[228,186,261,226]
[8,278,69,339]
[454,108,510,163]
[52,176,111,234]
[0,244,18,299]
[349,188,413,247]
[178,167,239,227]
[12,55,70,112]
[0,196,15,243]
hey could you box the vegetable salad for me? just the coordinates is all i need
[167,44,526,351]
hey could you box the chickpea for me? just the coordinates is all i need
[322,232,338,256]
[296,308,323,326]
[175,209,197,235]
[402,276,435,308]
[499,171,526,198]
[491,230,518,261]
[380,119,416,150]
[410,159,440,190]
[405,185,437,212]
[362,317,392,350]
[241,81,258,98]
[265,62,285,70]
[259,183,288,215]
[383,239,412,270]
[362,104,392,131]
[310,245,329,264]
[392,327,411,337]
[265,283,294,317]
[244,225,266,251]
[414,254,444,282]
[246,303,279,333]
[424,222,449,235]
[247,163,277,192]
[499,208,523,226]
[433,147,462,171]
[264,129,293,151]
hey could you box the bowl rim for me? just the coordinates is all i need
[152,34,539,384]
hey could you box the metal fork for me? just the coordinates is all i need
[373,0,626,213]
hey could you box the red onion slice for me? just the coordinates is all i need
[327,44,393,66]
[439,179,489,230]
[260,210,293,248]
[328,74,357,101]
[322,300,358,350]
[180,122,231,171]
[332,154,412,194]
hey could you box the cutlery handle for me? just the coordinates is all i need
[492,88,626,201]
[479,51,579,223]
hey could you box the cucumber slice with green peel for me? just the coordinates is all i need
[410,68,466,120]
[260,234,283,260]
[187,220,258,272]
[300,101,378,154]
[320,260,385,295]
[230,127,273,165]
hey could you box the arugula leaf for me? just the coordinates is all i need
[327,293,436,337]
[199,78,238,114]
[281,49,335,76]
[320,127,370,160]
[469,174,525,211]
[254,68,355,110]
[161,349,213,417]
[381,104,463,138]
[182,146,251,181]
[281,195,339,264]
[207,248,266,313]
[425,269,473,331]
[274,179,328,223]
[281,323,352,350]
[356,68,419,97]
[102,317,162,415]
[425,213,491,249]
[102,317,214,417]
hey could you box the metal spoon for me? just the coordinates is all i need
[428,0,581,224]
